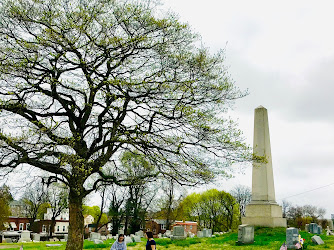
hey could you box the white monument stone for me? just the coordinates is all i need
[18,230,31,242]
[242,106,287,227]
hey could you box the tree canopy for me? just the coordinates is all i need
[0,0,249,249]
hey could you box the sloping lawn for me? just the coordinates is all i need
[1,228,334,249]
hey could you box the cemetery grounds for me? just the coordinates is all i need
[1,228,334,249]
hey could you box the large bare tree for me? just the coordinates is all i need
[0,0,249,249]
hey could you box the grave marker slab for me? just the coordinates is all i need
[18,230,31,242]
[171,226,186,240]
[286,227,299,249]
[309,223,318,234]
[311,235,324,245]
[90,232,101,241]
[237,224,254,244]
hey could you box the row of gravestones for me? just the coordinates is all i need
[305,223,322,234]
[2,231,68,243]
[237,225,326,247]
[89,231,142,244]
[163,227,212,239]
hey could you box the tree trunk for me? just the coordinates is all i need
[66,192,84,250]
[50,217,56,238]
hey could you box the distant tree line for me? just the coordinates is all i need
[282,200,327,229]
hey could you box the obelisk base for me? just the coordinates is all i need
[242,203,287,227]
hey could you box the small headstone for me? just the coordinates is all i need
[317,225,322,234]
[124,236,133,244]
[18,230,32,243]
[311,235,324,245]
[309,223,318,234]
[207,229,212,237]
[101,236,107,240]
[202,228,208,237]
[157,233,162,238]
[305,224,309,232]
[165,230,172,237]
[32,233,41,242]
[328,220,334,230]
[197,231,203,238]
[118,229,124,235]
[286,227,299,249]
[188,232,195,238]
[93,239,104,244]
[237,224,254,244]
[107,234,113,239]
[53,237,59,242]
[60,239,66,242]
[135,230,144,237]
[132,236,141,242]
[64,234,68,241]
[49,238,55,242]
[90,232,101,241]
[171,226,186,240]
[5,238,12,243]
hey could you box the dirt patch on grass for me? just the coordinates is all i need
[0,246,19,249]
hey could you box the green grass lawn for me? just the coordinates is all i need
[1,228,334,249]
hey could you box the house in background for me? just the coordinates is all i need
[145,219,167,235]
[172,221,197,235]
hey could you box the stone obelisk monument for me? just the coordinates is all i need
[242,106,286,227]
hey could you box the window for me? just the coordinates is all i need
[190,225,193,230]
[42,225,46,232]
[19,223,24,231]
[184,225,186,229]
[26,223,30,230]
[57,226,60,232]
[63,226,66,232]
[161,224,166,230]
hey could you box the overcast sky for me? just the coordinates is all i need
[161,0,334,218]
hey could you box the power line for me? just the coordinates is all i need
[278,182,334,200]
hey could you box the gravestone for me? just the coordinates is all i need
[286,227,299,249]
[90,232,101,241]
[171,226,186,240]
[197,231,203,238]
[18,230,31,242]
[305,224,309,232]
[242,106,287,227]
[4,238,13,243]
[311,235,324,245]
[318,225,322,234]
[132,236,141,242]
[125,236,133,244]
[157,233,162,238]
[309,223,318,234]
[237,224,254,244]
[46,244,62,247]
[207,229,212,237]
[64,234,68,241]
[135,230,144,237]
[93,239,104,244]
[328,220,334,230]
[165,230,172,237]
[107,234,113,239]
[101,235,107,240]
[118,229,124,235]
[32,233,40,242]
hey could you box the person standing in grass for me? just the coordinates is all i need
[110,234,127,250]
[145,231,156,250]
